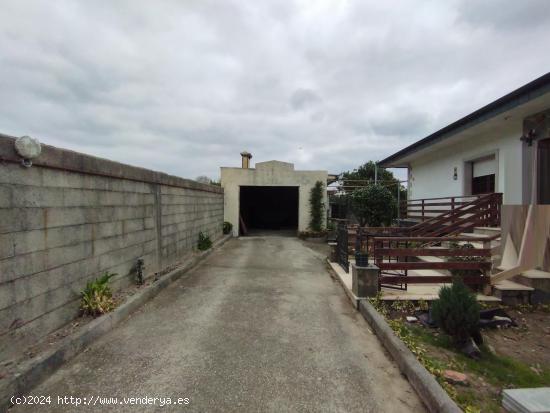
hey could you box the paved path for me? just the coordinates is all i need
[14,237,426,412]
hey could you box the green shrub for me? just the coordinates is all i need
[298,230,327,239]
[222,221,233,235]
[198,231,212,251]
[350,184,396,226]
[80,272,116,316]
[431,279,480,345]
[309,181,325,232]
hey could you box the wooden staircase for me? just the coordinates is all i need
[492,265,550,305]
[406,193,502,237]
[339,192,549,303]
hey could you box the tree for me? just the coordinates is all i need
[431,280,481,356]
[341,161,406,200]
[343,160,394,183]
[196,176,220,186]
[195,176,211,184]
[350,184,396,226]
[309,181,325,231]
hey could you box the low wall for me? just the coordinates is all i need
[500,204,550,272]
[0,134,223,359]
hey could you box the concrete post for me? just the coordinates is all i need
[352,263,379,297]
[328,242,338,262]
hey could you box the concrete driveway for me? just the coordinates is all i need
[13,237,426,412]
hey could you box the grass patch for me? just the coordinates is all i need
[369,297,550,413]
[409,324,550,387]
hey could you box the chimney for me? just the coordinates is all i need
[240,151,252,169]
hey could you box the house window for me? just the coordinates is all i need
[471,155,496,195]
[538,138,550,204]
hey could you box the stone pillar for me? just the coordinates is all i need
[328,242,338,262]
[352,263,379,297]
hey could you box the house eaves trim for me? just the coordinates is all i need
[379,72,550,168]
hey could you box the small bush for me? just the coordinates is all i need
[80,272,116,317]
[198,231,212,251]
[298,230,327,240]
[223,221,233,234]
[431,279,480,345]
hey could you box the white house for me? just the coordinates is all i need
[379,72,550,206]
[379,72,550,285]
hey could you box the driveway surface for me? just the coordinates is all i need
[13,237,426,412]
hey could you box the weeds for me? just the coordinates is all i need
[223,221,233,235]
[80,272,116,316]
[198,232,212,251]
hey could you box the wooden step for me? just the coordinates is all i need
[446,236,500,255]
[473,226,501,236]
[521,269,550,280]
[458,240,500,251]
[493,280,534,291]
[514,269,550,304]
[492,279,533,305]
[459,232,501,242]
[417,255,446,263]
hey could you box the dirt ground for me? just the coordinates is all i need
[383,303,550,413]
[483,307,550,367]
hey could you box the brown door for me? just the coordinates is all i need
[471,156,496,195]
[538,138,550,204]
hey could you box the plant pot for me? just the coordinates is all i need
[355,252,369,267]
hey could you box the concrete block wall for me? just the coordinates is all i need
[0,134,223,359]
[160,186,223,266]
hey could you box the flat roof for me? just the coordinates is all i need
[379,72,550,167]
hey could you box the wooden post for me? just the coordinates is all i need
[421,199,425,221]
[451,197,455,225]
[397,184,401,220]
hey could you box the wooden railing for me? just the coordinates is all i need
[372,236,493,288]
[336,193,502,288]
[401,194,486,221]
[347,225,406,254]
[346,192,502,252]
[407,192,502,237]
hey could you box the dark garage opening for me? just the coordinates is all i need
[240,186,298,234]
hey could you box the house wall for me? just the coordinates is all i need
[408,120,523,204]
[220,161,328,236]
[0,135,223,358]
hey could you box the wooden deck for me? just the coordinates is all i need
[328,259,500,302]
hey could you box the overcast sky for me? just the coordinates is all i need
[1,1,549,181]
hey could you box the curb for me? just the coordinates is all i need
[358,300,462,413]
[1,234,232,411]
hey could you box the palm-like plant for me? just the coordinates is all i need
[80,272,116,316]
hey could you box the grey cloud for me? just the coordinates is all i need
[0,0,548,180]
[457,0,550,30]
[290,89,323,110]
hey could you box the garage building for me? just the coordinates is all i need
[220,153,328,236]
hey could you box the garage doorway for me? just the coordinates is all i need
[239,186,298,235]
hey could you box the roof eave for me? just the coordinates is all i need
[379,72,550,168]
